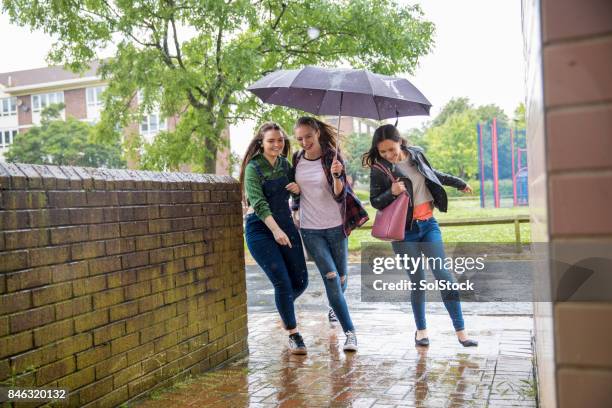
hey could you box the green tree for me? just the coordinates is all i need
[3,0,434,173]
[425,110,477,179]
[5,104,125,168]
[431,97,472,127]
[404,126,428,150]
[421,98,521,180]
[474,104,512,178]
[475,104,509,128]
[342,131,371,185]
[513,102,526,130]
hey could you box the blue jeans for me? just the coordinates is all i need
[300,225,355,333]
[245,214,308,331]
[391,217,465,332]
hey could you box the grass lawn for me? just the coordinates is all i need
[349,196,530,252]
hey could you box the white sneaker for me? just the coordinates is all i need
[343,331,358,352]
[328,308,338,323]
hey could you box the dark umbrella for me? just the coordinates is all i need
[247,65,431,122]
[247,65,431,169]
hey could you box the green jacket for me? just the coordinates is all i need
[244,153,293,220]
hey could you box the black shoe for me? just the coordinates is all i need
[415,331,429,347]
[328,308,338,323]
[458,338,478,347]
[288,333,307,355]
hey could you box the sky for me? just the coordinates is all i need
[0,0,525,157]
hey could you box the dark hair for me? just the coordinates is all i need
[239,122,290,189]
[361,124,408,167]
[294,116,339,153]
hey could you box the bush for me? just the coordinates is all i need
[6,104,125,168]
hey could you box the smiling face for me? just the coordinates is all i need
[261,129,285,158]
[377,139,403,163]
[294,124,321,153]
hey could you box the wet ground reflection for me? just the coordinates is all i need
[137,311,536,407]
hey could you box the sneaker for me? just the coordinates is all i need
[328,308,338,323]
[288,333,307,355]
[343,331,358,352]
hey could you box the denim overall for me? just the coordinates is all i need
[245,160,308,331]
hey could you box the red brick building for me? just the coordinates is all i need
[0,63,229,174]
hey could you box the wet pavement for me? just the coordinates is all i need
[248,264,534,317]
[137,264,536,407]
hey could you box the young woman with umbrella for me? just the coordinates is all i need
[286,116,368,352]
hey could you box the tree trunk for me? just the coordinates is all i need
[203,136,217,174]
[203,126,233,174]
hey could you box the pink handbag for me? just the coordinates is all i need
[371,163,409,241]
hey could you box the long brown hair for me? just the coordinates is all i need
[239,122,290,187]
[294,116,339,153]
[361,124,408,167]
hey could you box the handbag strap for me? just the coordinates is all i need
[373,162,409,203]
[372,162,397,182]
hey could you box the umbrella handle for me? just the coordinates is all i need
[333,93,343,178]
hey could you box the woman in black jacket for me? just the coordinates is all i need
[364,124,478,348]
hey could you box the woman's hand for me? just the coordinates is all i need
[461,184,473,194]
[391,180,407,196]
[331,159,343,176]
[285,182,300,195]
[292,211,300,229]
[272,228,292,248]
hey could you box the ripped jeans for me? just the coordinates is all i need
[300,225,355,333]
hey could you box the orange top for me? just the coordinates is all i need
[413,201,434,221]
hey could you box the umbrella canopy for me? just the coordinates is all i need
[247,66,431,120]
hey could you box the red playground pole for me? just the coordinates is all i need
[478,123,486,207]
[491,118,500,208]
[511,128,517,206]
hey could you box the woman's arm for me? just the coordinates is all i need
[332,167,344,197]
[263,215,292,247]
[419,152,468,190]
[329,154,347,201]
[244,164,272,219]
[369,166,396,210]
[245,164,293,246]
[433,169,468,190]
[288,153,301,211]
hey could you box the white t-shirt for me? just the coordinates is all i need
[396,158,434,206]
[295,157,343,229]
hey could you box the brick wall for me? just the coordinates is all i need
[64,89,87,120]
[16,95,32,129]
[524,0,612,407]
[0,163,248,407]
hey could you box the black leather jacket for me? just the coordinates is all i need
[369,146,467,228]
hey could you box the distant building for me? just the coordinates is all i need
[0,63,229,174]
[324,116,379,138]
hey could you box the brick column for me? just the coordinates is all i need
[524,0,612,407]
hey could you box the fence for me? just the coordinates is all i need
[361,215,530,251]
